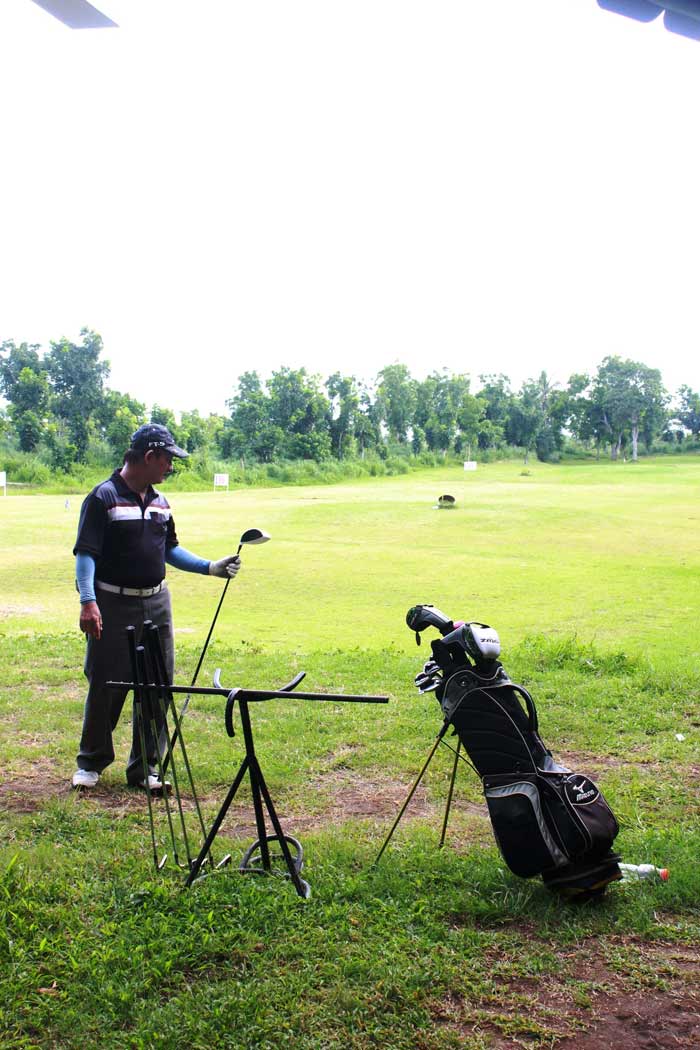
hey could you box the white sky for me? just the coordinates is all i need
[1,0,699,417]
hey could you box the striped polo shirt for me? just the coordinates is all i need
[73,470,179,588]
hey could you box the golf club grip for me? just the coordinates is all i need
[126,627,139,694]
[136,646,152,720]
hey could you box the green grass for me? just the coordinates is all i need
[0,457,699,1048]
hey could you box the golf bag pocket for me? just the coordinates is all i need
[537,772,619,863]
[484,771,619,879]
[484,775,569,877]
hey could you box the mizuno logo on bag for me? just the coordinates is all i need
[564,776,599,806]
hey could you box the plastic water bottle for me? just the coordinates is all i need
[619,863,669,882]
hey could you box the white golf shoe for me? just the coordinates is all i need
[136,773,171,795]
[72,769,99,789]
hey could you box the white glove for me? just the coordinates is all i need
[209,554,241,579]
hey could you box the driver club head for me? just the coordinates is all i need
[239,528,271,546]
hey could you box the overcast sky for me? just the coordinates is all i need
[1,0,698,417]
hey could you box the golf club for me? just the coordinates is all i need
[136,643,183,867]
[126,626,166,872]
[145,621,216,872]
[144,624,194,871]
[161,528,271,775]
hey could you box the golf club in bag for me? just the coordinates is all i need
[379,604,622,899]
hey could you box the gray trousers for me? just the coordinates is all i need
[77,586,175,783]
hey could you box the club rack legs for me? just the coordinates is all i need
[111,623,388,898]
[184,695,311,898]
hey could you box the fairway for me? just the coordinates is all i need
[3,457,700,661]
[1,459,699,1049]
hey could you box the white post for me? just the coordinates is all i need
[0,471,6,496]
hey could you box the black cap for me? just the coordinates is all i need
[130,423,188,459]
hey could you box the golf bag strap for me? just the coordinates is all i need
[445,670,539,736]
[510,684,538,734]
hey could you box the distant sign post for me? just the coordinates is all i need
[214,473,229,492]
[463,461,477,471]
[0,471,6,496]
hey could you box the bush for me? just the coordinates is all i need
[0,452,52,486]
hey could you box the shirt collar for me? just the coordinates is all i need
[111,468,157,505]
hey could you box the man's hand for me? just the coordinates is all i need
[209,554,242,579]
[80,601,103,640]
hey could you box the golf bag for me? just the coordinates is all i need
[408,605,622,898]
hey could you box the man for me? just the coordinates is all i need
[72,422,241,791]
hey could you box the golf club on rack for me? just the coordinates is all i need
[126,627,166,872]
[161,527,271,776]
[108,665,389,897]
[144,621,216,872]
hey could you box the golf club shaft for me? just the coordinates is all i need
[147,623,211,866]
[127,628,162,872]
[164,529,267,770]
[144,627,193,868]
[137,645,181,867]
[161,576,232,774]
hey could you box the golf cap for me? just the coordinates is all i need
[130,423,188,459]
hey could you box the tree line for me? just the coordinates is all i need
[2,328,700,472]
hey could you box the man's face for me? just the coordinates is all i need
[145,450,174,483]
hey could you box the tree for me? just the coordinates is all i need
[44,328,109,460]
[8,368,51,450]
[506,394,540,463]
[375,364,416,444]
[414,371,473,454]
[179,410,209,453]
[354,383,381,457]
[456,392,487,456]
[566,373,605,455]
[0,341,49,451]
[179,410,225,456]
[43,422,78,472]
[477,374,512,449]
[508,372,567,463]
[326,373,360,459]
[96,390,147,455]
[223,372,277,460]
[592,357,668,461]
[0,340,44,400]
[267,368,331,460]
[150,404,179,435]
[676,385,700,438]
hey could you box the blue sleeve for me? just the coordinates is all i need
[165,545,210,575]
[76,552,97,603]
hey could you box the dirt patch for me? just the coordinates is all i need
[0,763,492,844]
[431,939,700,1048]
[0,760,71,812]
[195,773,443,839]
[558,750,674,775]
[555,988,700,1049]
[559,750,627,772]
